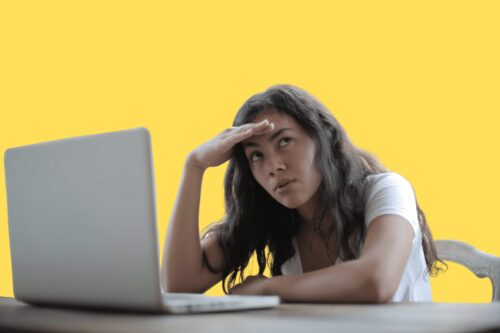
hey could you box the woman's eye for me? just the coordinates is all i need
[250,152,262,162]
[249,138,292,163]
[279,137,292,147]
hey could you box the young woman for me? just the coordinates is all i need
[162,84,443,303]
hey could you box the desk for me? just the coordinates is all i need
[0,297,499,333]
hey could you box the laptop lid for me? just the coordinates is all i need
[4,127,164,310]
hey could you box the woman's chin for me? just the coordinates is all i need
[275,197,304,210]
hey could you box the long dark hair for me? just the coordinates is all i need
[201,84,444,294]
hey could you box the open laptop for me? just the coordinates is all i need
[4,127,280,314]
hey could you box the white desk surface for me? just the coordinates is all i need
[1,297,500,333]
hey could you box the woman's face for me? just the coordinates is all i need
[241,109,323,212]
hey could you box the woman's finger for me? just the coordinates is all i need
[230,119,270,132]
[225,122,274,146]
[235,121,274,137]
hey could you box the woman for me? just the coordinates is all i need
[162,84,444,303]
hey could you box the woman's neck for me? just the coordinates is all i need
[296,188,334,236]
[298,216,332,235]
[296,188,321,224]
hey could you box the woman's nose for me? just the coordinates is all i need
[267,155,286,176]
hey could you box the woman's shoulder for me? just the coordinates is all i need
[363,172,417,213]
[363,171,420,236]
[365,171,413,191]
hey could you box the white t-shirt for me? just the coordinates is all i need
[280,172,432,302]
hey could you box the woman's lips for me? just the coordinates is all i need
[275,180,296,194]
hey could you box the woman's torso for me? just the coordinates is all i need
[294,227,337,273]
[280,172,432,302]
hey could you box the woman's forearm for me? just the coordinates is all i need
[265,259,385,303]
[162,154,206,292]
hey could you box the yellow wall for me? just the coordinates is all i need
[1,1,498,302]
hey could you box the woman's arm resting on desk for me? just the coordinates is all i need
[230,214,414,303]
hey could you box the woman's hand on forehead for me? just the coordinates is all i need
[187,119,274,171]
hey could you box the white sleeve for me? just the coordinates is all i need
[364,173,420,241]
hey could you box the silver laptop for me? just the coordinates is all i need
[4,127,280,314]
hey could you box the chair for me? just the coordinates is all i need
[435,240,500,302]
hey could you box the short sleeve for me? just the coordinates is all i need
[364,173,420,241]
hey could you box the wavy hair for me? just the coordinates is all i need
[201,84,445,294]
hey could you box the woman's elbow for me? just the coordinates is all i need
[365,273,397,304]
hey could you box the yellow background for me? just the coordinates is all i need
[1,1,498,302]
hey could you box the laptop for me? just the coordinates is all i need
[4,127,280,314]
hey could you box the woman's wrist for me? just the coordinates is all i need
[185,152,207,173]
[263,276,281,296]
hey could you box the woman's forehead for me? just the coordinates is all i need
[242,111,307,147]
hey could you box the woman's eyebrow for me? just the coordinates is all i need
[242,128,294,148]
